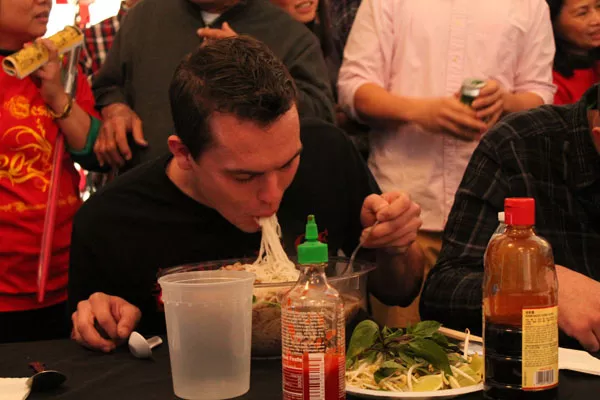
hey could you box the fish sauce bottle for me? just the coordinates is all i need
[483,198,558,400]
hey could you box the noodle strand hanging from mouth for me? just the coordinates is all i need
[242,215,300,283]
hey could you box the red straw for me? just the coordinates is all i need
[37,135,65,303]
[36,38,81,303]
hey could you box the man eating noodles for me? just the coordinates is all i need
[68,36,425,353]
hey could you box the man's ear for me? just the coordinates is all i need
[168,135,194,170]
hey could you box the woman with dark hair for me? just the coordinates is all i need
[547,0,600,104]
[269,0,341,98]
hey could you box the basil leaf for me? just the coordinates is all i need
[383,328,404,342]
[382,326,392,337]
[346,357,357,370]
[364,350,379,364]
[408,338,452,375]
[395,352,417,367]
[411,321,442,338]
[432,332,449,347]
[381,360,405,370]
[448,353,468,364]
[347,320,380,359]
[374,364,402,384]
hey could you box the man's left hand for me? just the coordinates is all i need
[197,22,237,41]
[470,79,505,129]
[360,192,422,252]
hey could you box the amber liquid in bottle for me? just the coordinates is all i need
[483,199,558,400]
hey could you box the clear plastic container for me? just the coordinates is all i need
[158,270,255,400]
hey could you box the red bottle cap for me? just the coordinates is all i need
[504,198,535,226]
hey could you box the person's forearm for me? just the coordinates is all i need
[503,92,544,114]
[48,93,92,151]
[419,261,485,335]
[354,83,423,124]
[368,242,424,307]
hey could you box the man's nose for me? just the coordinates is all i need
[257,173,283,208]
[591,8,600,25]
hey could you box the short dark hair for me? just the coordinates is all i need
[169,35,298,159]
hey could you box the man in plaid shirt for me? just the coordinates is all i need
[420,85,600,352]
[80,0,140,79]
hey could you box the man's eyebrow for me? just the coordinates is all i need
[225,147,303,175]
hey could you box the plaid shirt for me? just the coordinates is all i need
[420,85,600,337]
[79,3,129,78]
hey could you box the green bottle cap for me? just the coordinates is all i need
[297,215,328,265]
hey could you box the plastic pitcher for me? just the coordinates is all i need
[158,269,255,400]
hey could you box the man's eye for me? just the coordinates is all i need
[280,158,297,170]
[234,175,255,183]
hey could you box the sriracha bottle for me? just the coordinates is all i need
[282,215,345,400]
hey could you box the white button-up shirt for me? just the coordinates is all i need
[338,0,556,232]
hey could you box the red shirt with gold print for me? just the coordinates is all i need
[0,54,98,311]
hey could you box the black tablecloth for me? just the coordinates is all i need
[0,339,599,399]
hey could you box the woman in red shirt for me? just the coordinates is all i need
[547,0,600,104]
[0,0,102,342]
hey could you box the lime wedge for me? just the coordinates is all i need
[469,353,484,376]
[455,365,481,387]
[412,374,444,392]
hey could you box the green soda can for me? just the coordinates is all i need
[460,78,486,107]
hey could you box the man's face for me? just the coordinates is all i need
[188,108,302,233]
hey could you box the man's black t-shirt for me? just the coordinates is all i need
[68,119,380,334]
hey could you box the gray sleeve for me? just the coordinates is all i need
[286,34,335,123]
[91,14,131,109]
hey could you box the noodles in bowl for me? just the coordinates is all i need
[161,215,375,358]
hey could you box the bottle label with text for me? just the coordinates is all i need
[521,306,559,390]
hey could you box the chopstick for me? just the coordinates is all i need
[438,327,483,343]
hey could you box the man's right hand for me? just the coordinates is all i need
[556,265,600,352]
[412,97,487,141]
[95,103,148,168]
[71,292,142,353]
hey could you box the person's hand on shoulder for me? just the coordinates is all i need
[360,191,422,253]
[197,22,237,43]
[95,103,147,168]
[71,292,142,353]
[556,266,600,352]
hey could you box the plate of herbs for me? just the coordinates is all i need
[345,320,483,399]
